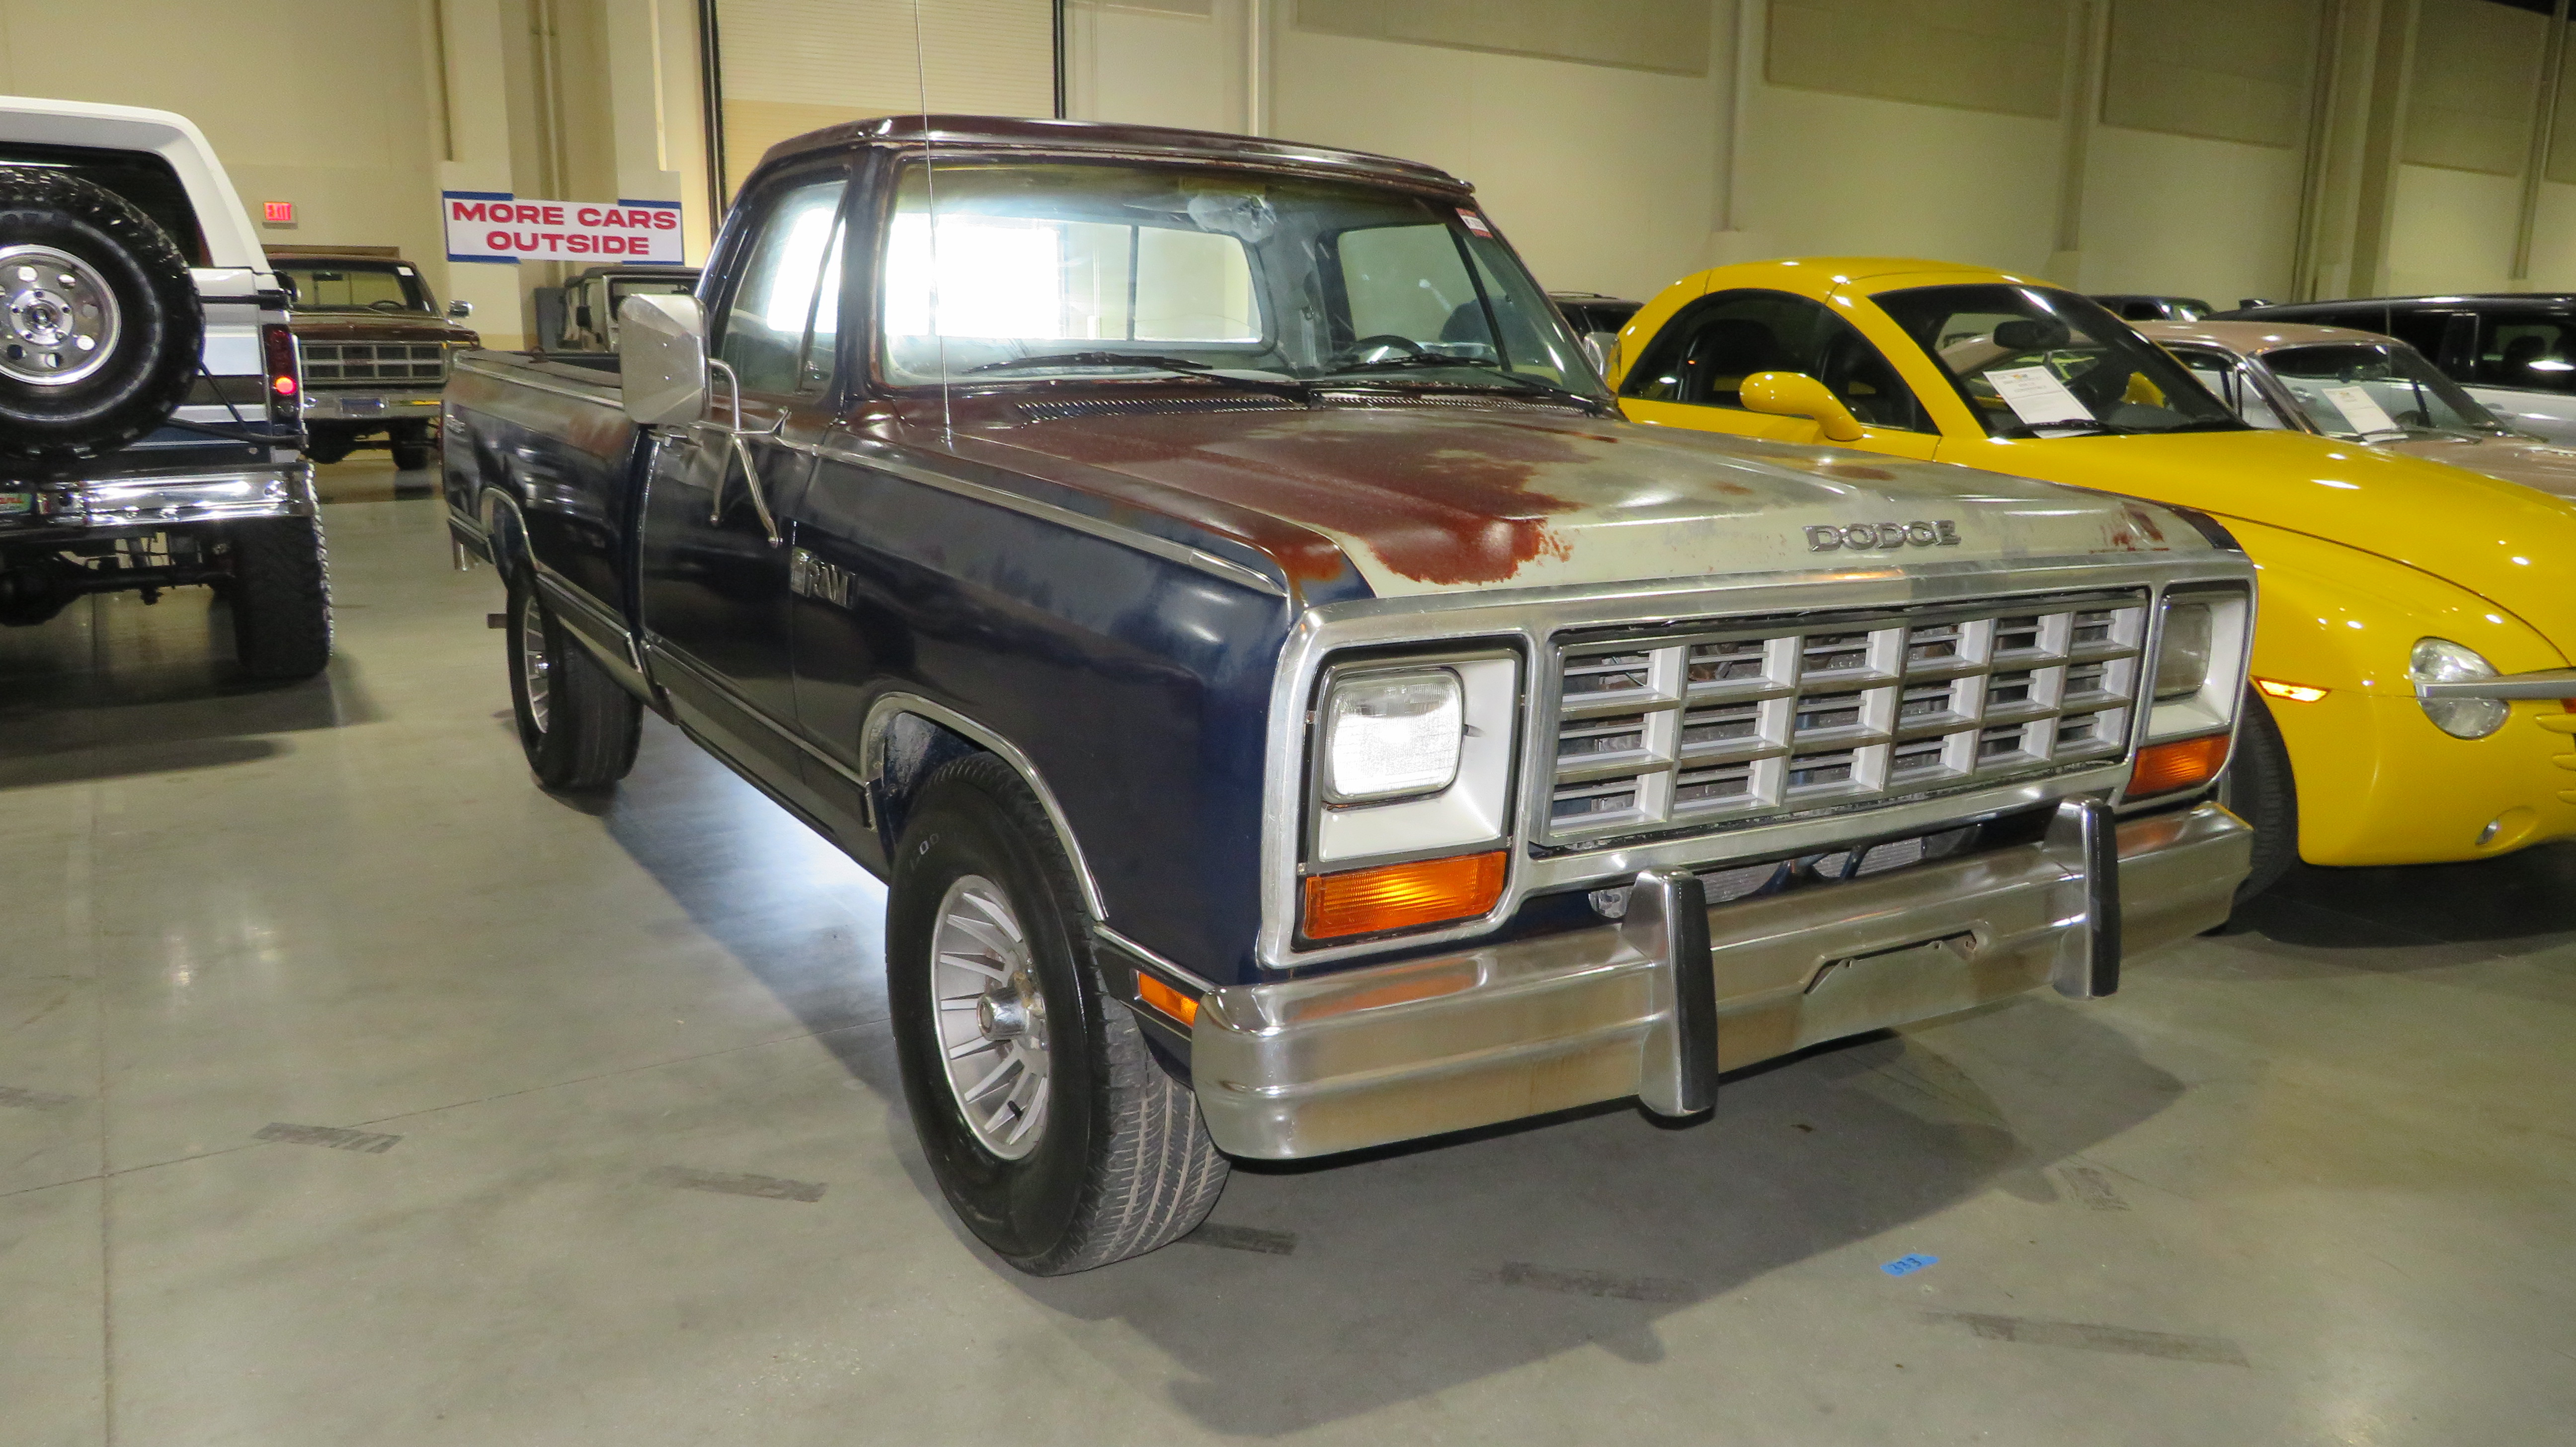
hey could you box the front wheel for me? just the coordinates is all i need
[504,571,640,789]
[888,754,1228,1274]
[2218,694,2298,905]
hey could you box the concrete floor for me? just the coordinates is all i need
[4,463,2573,1447]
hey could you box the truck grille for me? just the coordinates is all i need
[1542,592,2147,845]
[302,341,447,387]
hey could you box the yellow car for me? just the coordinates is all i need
[1608,259,2576,898]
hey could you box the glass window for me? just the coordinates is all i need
[719,175,848,394]
[2166,346,2291,430]
[2260,342,2513,439]
[874,161,1601,400]
[1618,290,1929,430]
[275,262,431,314]
[1874,284,2242,438]
[2475,317,2576,394]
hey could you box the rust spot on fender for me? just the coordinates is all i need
[2098,502,2173,553]
[1814,463,1897,482]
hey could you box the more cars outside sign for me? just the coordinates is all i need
[442,192,683,264]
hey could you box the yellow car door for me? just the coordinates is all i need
[1613,286,1941,461]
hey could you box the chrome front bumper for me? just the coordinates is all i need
[1192,800,2249,1160]
[303,390,442,423]
[5,465,318,533]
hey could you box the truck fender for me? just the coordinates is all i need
[861,693,1108,922]
[479,485,532,581]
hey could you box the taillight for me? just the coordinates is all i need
[262,323,301,424]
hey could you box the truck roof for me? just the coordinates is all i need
[757,114,1472,196]
[0,93,267,272]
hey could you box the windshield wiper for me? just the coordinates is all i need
[1320,354,1607,411]
[963,351,1307,402]
[1995,420,2148,439]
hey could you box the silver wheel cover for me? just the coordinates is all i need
[1,244,122,388]
[518,595,552,733]
[929,874,1051,1159]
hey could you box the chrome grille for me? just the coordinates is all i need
[302,341,448,387]
[1543,593,2146,844]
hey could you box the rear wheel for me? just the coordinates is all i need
[2218,694,2297,906]
[226,516,332,680]
[888,755,1228,1274]
[390,439,434,471]
[0,168,202,471]
[504,570,640,789]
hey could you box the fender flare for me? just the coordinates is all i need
[860,692,1108,922]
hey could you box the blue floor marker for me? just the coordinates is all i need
[1882,1253,1939,1277]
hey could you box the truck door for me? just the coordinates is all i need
[637,164,848,791]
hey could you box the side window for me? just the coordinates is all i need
[717,175,848,395]
[1620,291,1929,430]
[2170,348,2289,429]
[2476,318,2576,393]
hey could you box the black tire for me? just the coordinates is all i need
[0,168,202,471]
[226,516,332,680]
[2219,693,2298,904]
[888,755,1228,1274]
[504,570,640,789]
[305,430,356,465]
[391,440,434,471]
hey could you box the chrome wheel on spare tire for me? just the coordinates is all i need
[0,168,203,471]
[930,875,1052,1158]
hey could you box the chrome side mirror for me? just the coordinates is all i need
[1579,331,1614,380]
[620,293,709,425]
[447,299,474,319]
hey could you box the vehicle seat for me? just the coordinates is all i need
[2497,334,2553,388]
[1681,318,1785,406]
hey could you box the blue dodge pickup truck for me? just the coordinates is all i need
[443,116,2256,1274]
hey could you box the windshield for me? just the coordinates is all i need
[878,161,1602,400]
[1876,284,2242,437]
[276,262,432,314]
[608,275,695,309]
[2260,341,2512,440]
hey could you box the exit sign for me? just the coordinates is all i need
[261,201,295,224]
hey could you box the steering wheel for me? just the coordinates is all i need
[1337,333,1429,365]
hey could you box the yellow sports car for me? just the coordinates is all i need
[1608,259,2576,898]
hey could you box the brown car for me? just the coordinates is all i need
[2139,319,2576,500]
[268,248,479,469]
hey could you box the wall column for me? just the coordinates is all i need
[436,0,531,346]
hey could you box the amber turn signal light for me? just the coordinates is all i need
[2129,733,2231,797]
[2254,677,2328,703]
[1302,850,1507,941]
[1135,973,1198,1027]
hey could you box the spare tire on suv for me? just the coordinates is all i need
[0,167,202,473]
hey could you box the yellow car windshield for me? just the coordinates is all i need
[1877,283,2243,439]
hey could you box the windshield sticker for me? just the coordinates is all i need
[2320,384,2401,437]
[0,491,29,516]
[1458,209,1493,238]
[1984,366,2094,426]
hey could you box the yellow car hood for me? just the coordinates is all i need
[1981,429,2576,648]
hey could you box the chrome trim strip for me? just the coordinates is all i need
[2416,666,2576,700]
[1094,924,1223,995]
[643,637,878,795]
[1254,554,2259,972]
[857,691,1110,920]
[451,355,624,408]
[803,439,1290,598]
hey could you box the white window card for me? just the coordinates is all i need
[2320,384,2401,437]
[1984,366,2095,426]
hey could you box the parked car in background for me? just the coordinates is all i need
[268,248,477,469]
[534,263,699,352]
[1609,257,2576,901]
[2221,294,2576,444]
[1,94,329,678]
[2094,293,2214,322]
[1551,290,1640,377]
[445,119,2253,1273]
[2141,319,2576,500]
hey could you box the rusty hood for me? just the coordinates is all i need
[964,403,2205,600]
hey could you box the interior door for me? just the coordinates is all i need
[1614,289,1941,460]
[638,165,849,789]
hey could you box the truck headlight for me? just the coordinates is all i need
[2143,588,2250,743]
[2410,638,2509,738]
[1323,671,1463,803]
